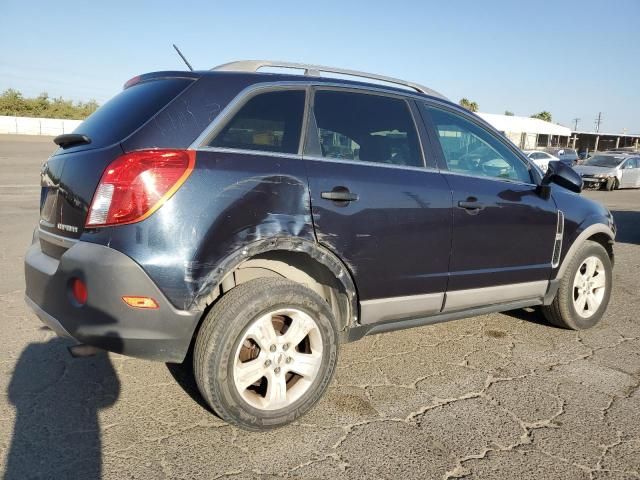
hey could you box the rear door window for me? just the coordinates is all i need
[309,90,423,168]
[209,90,305,154]
[61,78,194,154]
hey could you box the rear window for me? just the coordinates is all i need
[558,149,578,160]
[60,78,193,154]
[209,90,305,154]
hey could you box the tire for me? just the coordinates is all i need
[193,277,338,431]
[542,240,612,330]
[604,177,615,191]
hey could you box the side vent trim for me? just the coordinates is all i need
[552,210,564,268]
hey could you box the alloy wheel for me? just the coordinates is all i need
[232,308,323,411]
[572,256,606,318]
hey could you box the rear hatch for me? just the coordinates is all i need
[39,75,195,253]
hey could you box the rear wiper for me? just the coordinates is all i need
[53,133,92,149]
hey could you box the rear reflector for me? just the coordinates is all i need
[86,149,195,227]
[70,278,88,305]
[122,296,159,309]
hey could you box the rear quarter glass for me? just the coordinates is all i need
[53,78,194,155]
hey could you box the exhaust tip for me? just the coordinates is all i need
[68,344,102,358]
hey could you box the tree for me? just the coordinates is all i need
[0,89,26,116]
[504,110,514,116]
[531,111,552,122]
[459,98,479,112]
[0,88,99,119]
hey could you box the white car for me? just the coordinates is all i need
[523,150,559,173]
[574,153,640,190]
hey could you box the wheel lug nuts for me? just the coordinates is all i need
[270,345,276,353]
[264,359,271,367]
[274,367,281,374]
[283,343,289,351]
[286,357,292,364]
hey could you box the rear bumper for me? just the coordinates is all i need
[24,233,202,362]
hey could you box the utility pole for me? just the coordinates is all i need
[572,118,580,131]
[594,112,603,132]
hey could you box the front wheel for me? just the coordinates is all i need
[542,240,612,329]
[604,177,616,191]
[193,277,338,431]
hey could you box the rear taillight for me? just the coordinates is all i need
[86,149,195,227]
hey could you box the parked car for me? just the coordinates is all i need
[523,150,559,172]
[574,153,640,190]
[25,60,616,431]
[544,147,579,166]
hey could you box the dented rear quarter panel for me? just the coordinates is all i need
[81,150,315,310]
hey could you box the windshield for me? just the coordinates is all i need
[583,155,625,168]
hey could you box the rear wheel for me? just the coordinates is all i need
[542,240,612,329]
[193,278,338,431]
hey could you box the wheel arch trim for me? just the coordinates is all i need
[191,237,359,331]
[556,223,615,280]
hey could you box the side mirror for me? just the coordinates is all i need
[540,160,583,194]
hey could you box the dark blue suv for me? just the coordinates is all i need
[25,61,616,430]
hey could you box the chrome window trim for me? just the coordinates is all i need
[38,227,78,249]
[196,146,302,160]
[302,154,439,173]
[439,169,538,187]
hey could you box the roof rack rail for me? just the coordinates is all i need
[212,60,447,100]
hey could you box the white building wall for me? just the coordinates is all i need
[0,116,82,136]
[505,131,521,146]
[523,133,538,150]
[478,113,571,149]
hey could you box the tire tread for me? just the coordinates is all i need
[193,277,337,430]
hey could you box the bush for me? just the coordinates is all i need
[0,89,99,120]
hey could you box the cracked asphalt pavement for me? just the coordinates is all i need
[0,135,639,479]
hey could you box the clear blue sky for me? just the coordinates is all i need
[1,0,639,133]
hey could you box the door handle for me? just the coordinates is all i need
[457,198,485,214]
[321,188,359,203]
